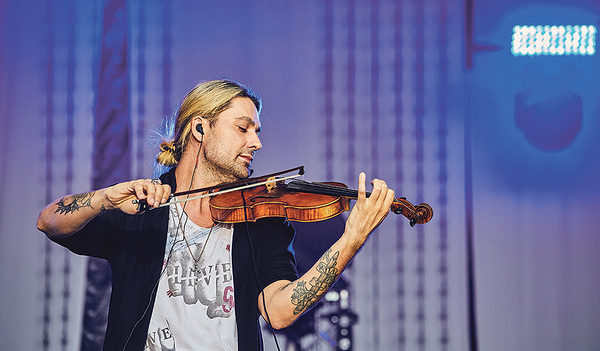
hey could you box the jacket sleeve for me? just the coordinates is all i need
[254,217,299,288]
[49,210,125,259]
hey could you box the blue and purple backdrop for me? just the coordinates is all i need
[1,0,599,350]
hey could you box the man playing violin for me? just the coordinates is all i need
[37,79,395,350]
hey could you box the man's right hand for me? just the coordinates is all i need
[104,179,172,214]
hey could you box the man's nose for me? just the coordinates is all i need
[248,132,262,151]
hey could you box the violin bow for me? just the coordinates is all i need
[134,166,305,211]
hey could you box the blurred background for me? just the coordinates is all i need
[1,0,599,350]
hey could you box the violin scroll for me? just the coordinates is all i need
[391,198,434,227]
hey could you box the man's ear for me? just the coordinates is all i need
[191,116,205,141]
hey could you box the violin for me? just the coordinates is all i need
[138,166,433,227]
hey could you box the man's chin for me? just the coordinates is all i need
[242,167,253,179]
[232,165,252,180]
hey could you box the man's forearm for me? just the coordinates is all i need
[289,248,342,315]
[260,234,361,329]
[37,190,109,238]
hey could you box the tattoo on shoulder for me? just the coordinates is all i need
[54,191,95,215]
[290,249,340,315]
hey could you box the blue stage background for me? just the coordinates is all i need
[0,0,598,350]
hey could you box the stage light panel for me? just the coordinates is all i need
[512,25,596,56]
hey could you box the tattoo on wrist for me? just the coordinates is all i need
[290,249,340,315]
[54,192,95,215]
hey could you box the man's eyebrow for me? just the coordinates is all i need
[235,116,261,131]
[235,116,256,124]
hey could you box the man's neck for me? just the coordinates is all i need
[174,146,242,227]
[173,159,219,228]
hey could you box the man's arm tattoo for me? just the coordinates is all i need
[54,191,95,215]
[290,249,340,315]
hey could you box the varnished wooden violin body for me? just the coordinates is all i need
[209,179,433,227]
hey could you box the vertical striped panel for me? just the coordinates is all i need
[346,0,356,182]
[91,0,130,187]
[43,0,55,349]
[61,0,76,348]
[393,0,406,348]
[66,1,75,193]
[414,0,427,348]
[135,0,147,179]
[162,1,172,119]
[369,1,380,349]
[437,0,450,348]
[324,0,334,180]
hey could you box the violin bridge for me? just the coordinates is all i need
[265,176,276,193]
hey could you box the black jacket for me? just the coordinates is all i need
[52,168,298,350]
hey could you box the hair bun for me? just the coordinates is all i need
[160,142,175,153]
[156,140,178,167]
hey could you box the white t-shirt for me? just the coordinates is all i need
[145,203,237,351]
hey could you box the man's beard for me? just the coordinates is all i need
[203,147,251,182]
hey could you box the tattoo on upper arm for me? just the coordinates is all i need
[279,282,294,292]
[54,191,95,215]
[290,249,340,315]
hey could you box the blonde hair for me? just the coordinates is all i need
[156,79,261,167]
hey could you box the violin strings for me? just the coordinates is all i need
[286,180,360,198]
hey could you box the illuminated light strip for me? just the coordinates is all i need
[512,25,596,56]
